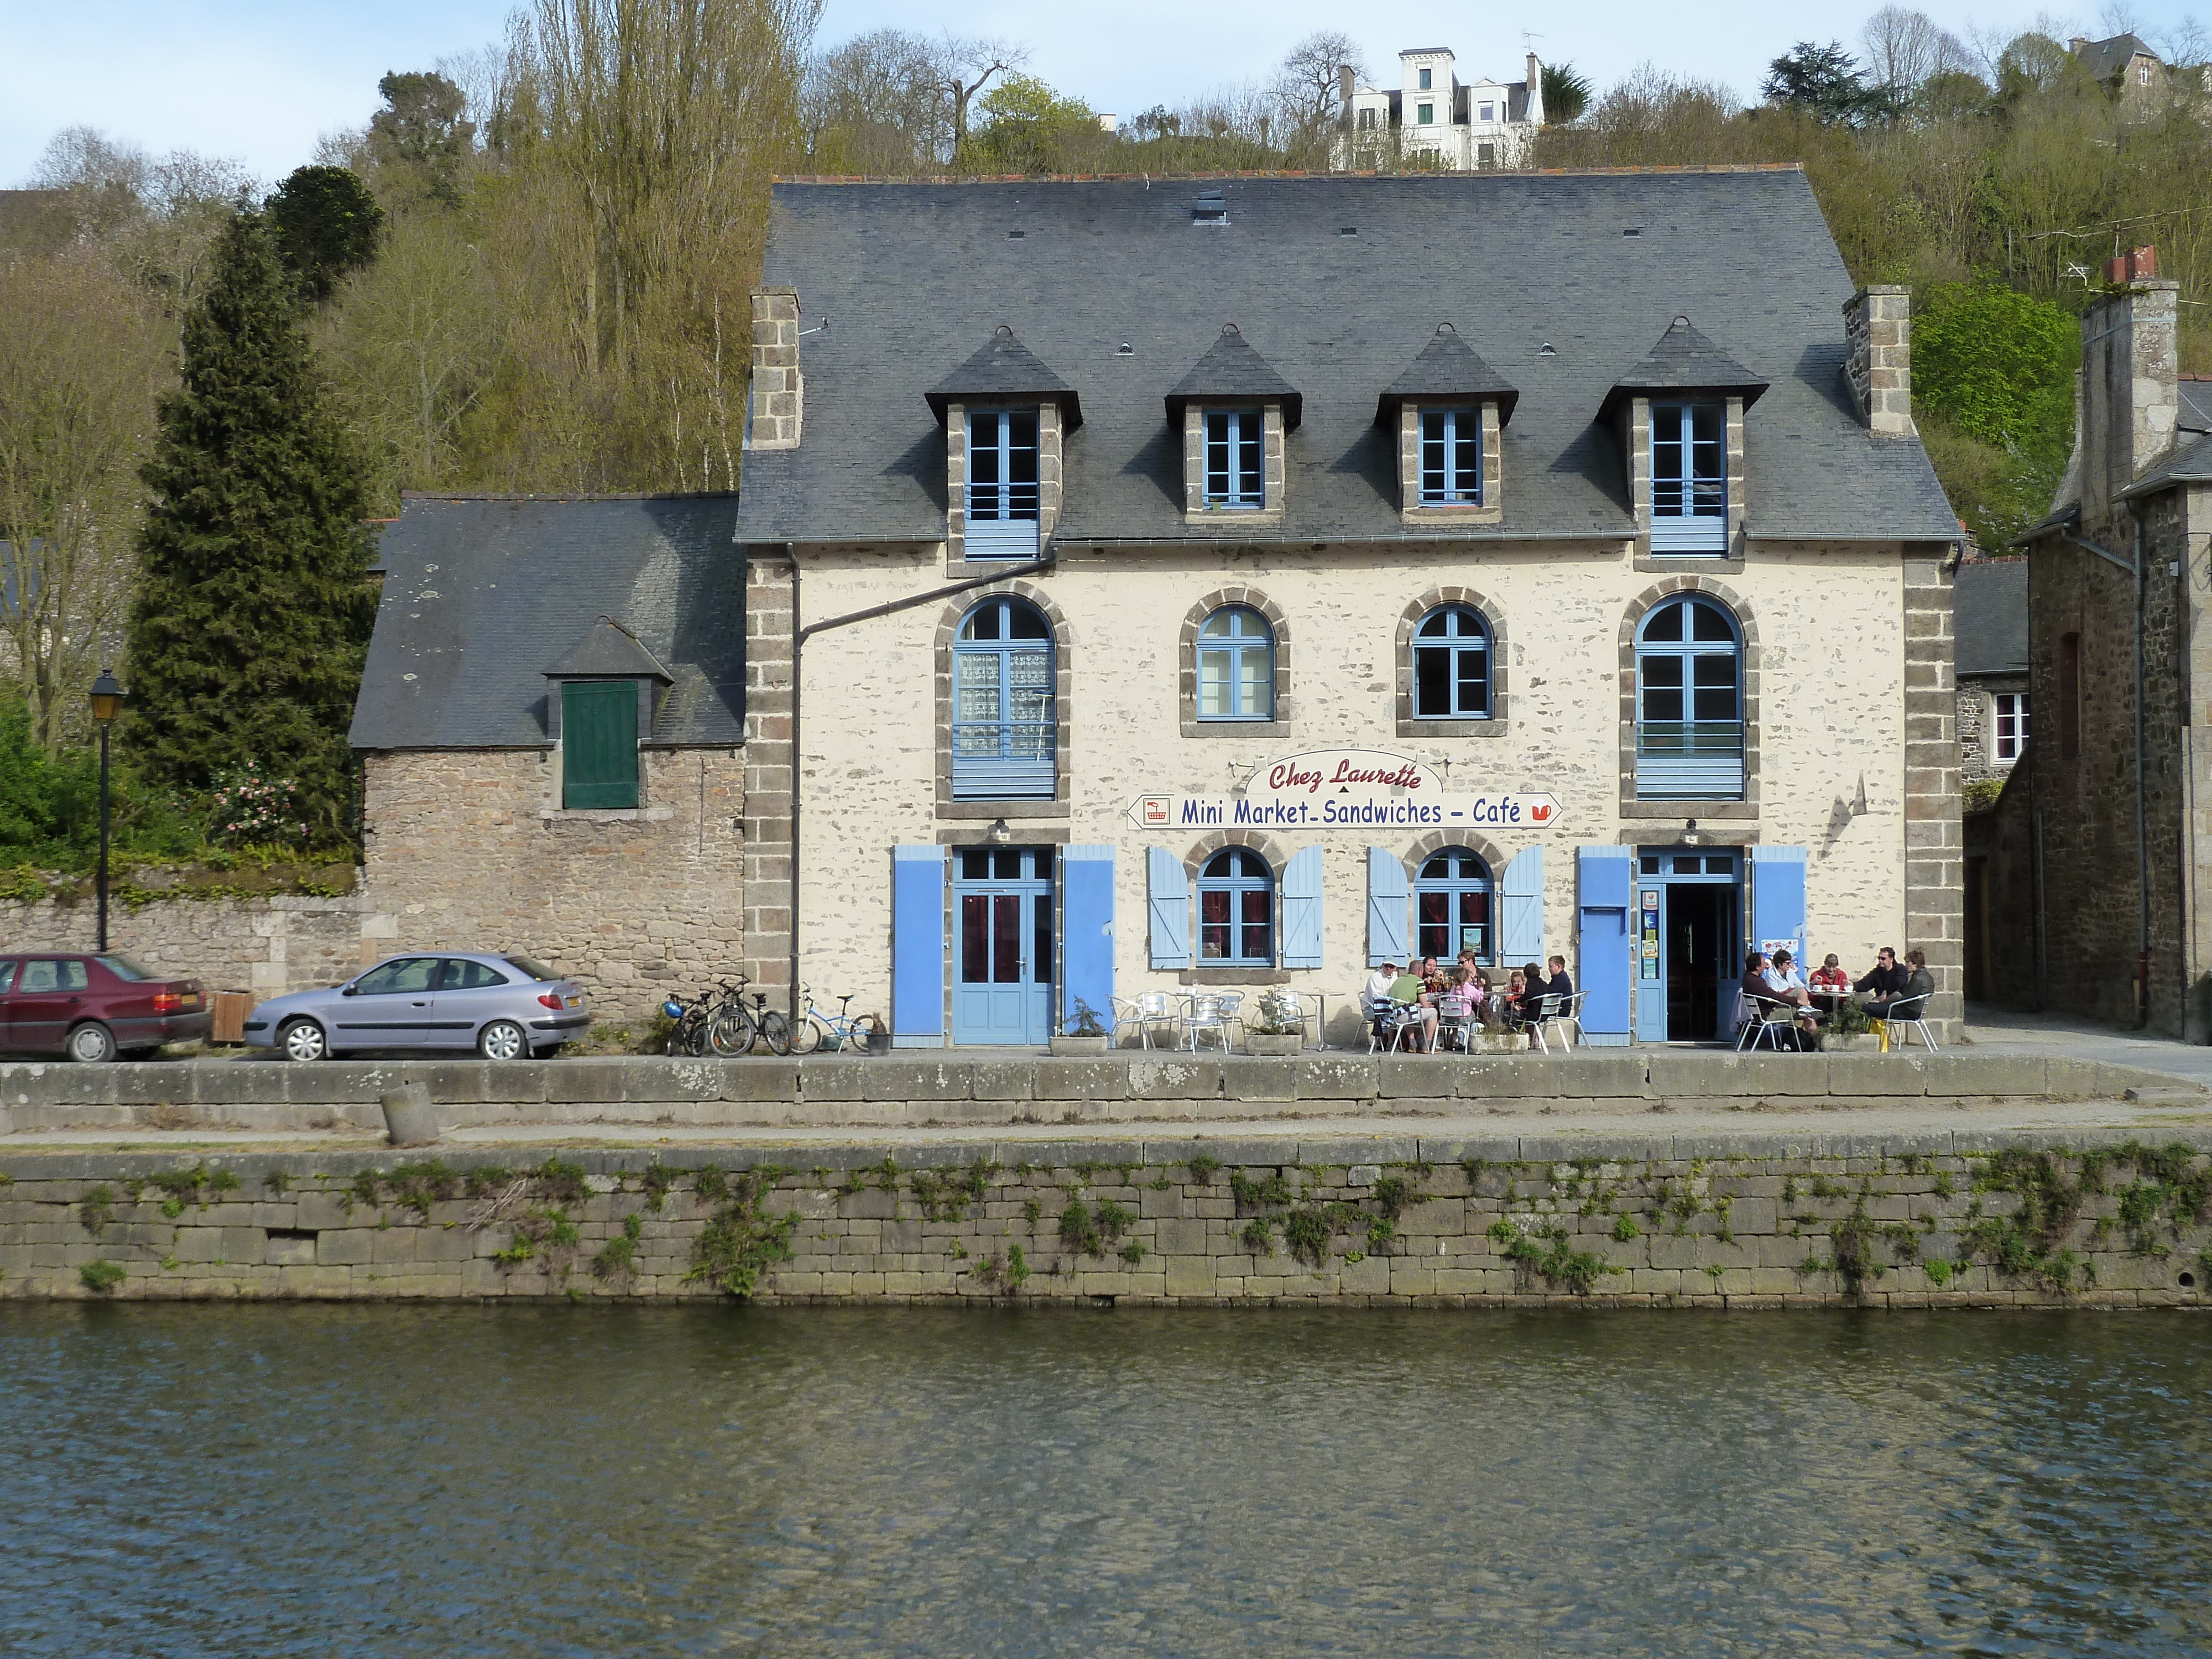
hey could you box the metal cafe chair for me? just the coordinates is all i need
[1526,993,1568,1055]
[1533,992,1584,1054]
[1183,993,1240,1052]
[1365,995,1424,1053]
[1880,994,1939,1052]
[1735,994,1803,1052]
[1118,990,1181,1049]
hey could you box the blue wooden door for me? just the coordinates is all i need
[952,848,1054,1044]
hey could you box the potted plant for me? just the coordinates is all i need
[1244,989,1305,1056]
[1048,999,1113,1055]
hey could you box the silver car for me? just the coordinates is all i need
[244,952,591,1061]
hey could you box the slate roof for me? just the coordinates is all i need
[547,616,673,681]
[2074,33,2159,80]
[2124,432,2212,498]
[1599,315,1769,419]
[735,171,1960,546]
[1954,559,2028,678]
[1375,324,1519,426]
[2182,379,2212,435]
[926,326,1082,429]
[1165,324,1304,430]
[351,494,743,750]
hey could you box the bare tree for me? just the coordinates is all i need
[1860,7,1972,95]
[1272,31,1364,147]
[803,28,955,170]
[943,36,1027,162]
[0,252,170,749]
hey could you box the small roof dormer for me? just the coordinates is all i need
[1374,323,1520,427]
[1165,324,1302,431]
[926,324,1082,430]
[546,615,673,684]
[1599,316,1768,421]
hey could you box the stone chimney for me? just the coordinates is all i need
[1526,53,1545,123]
[2078,274,2180,533]
[1843,285,1914,437]
[748,286,802,451]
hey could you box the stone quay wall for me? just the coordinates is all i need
[0,1051,2190,1138]
[5,1130,2211,1307]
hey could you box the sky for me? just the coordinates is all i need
[2,0,2203,185]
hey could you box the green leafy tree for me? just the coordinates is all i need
[1913,282,2077,457]
[967,74,1097,173]
[126,207,377,838]
[1763,41,1892,124]
[267,165,385,303]
[367,71,475,205]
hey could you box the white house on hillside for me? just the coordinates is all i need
[1334,49,1545,171]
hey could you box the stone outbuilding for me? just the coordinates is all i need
[1973,274,2212,1034]
[735,168,1966,1048]
[1955,559,2030,790]
[347,492,779,1025]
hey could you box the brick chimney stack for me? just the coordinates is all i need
[1843,285,1914,437]
[2078,269,2179,534]
[748,286,803,451]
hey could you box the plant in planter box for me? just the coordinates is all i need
[1246,989,1303,1036]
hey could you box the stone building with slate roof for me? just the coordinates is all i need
[347,492,776,1027]
[1978,278,2212,1037]
[737,168,1965,1048]
[1954,560,2030,787]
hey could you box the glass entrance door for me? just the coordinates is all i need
[952,848,1054,1045]
[1632,849,1742,1043]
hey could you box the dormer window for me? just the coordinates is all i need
[545,615,672,812]
[1420,409,1481,505]
[925,325,1080,565]
[1203,409,1264,508]
[1601,316,1767,560]
[1167,325,1300,522]
[1377,324,1516,525]
[965,409,1040,556]
[1650,403,1725,549]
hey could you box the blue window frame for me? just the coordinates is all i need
[1198,848,1273,964]
[1416,850,1493,962]
[952,597,1055,799]
[1635,594,1744,800]
[1196,606,1274,721]
[1650,402,1726,552]
[1202,408,1264,508]
[966,409,1040,557]
[1418,409,1481,505]
[1412,605,1490,718]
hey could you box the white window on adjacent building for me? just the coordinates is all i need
[1478,101,1495,121]
[1994,692,2029,763]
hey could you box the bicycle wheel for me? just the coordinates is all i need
[754,1010,791,1056]
[674,1007,711,1057]
[708,1003,757,1057]
[787,1014,822,1055]
[848,1014,886,1054]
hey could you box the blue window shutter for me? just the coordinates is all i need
[1575,845,1632,1044]
[1280,845,1324,968]
[1061,845,1115,1033]
[1146,846,1191,969]
[1498,845,1545,963]
[891,846,945,1042]
[1366,846,1409,965]
[1750,845,1807,964]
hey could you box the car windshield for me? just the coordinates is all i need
[501,955,558,983]
[96,953,158,982]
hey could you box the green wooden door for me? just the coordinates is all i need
[562,681,639,808]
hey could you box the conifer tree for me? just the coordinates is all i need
[126,206,376,838]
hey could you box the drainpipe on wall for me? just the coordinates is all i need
[786,550,1058,1022]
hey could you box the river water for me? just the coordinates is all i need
[3,1305,2208,1656]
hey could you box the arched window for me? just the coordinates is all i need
[1635,594,1743,800]
[953,596,1055,799]
[1412,606,1491,719]
[1416,850,1493,962]
[1197,848,1274,964]
[1197,606,1274,721]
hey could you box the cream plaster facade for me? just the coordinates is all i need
[790,541,1913,1045]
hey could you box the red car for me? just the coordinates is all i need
[0,953,212,1061]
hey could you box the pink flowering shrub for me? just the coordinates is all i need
[208,760,309,847]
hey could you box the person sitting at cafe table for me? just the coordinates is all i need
[1766,950,1822,1040]
[1741,950,1810,1050]
[1545,954,1574,1004]
[1855,947,1909,1017]
[1809,953,1851,1005]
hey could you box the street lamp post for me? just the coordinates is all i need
[88,669,124,953]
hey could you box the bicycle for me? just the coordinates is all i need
[711,976,791,1057]
[662,982,721,1056]
[788,988,886,1056]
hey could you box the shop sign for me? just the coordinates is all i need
[1126,748,1562,832]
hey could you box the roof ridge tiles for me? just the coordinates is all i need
[769,163,1808,185]
[397,490,742,502]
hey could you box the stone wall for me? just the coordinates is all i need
[359,747,747,1028]
[6,1130,2209,1306]
[1959,675,2028,787]
[0,891,367,1000]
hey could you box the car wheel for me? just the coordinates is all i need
[478,1020,527,1061]
[279,1018,330,1062]
[65,1022,117,1063]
